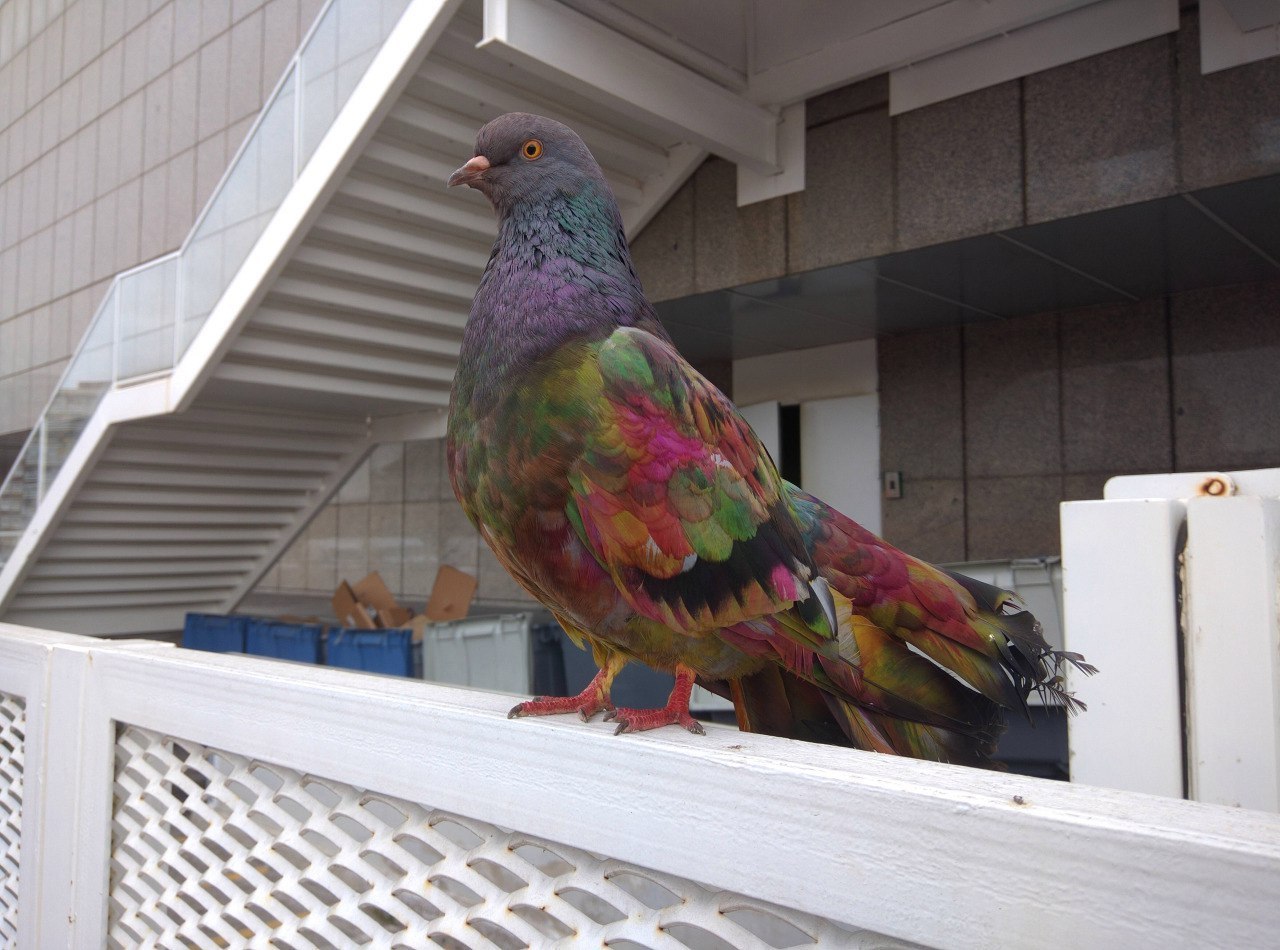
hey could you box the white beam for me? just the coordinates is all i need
[67,639,1280,948]
[478,0,781,174]
[251,307,463,360]
[623,143,704,236]
[229,333,457,384]
[889,0,1179,115]
[290,245,479,304]
[1201,0,1280,73]
[337,176,496,241]
[31,554,264,574]
[1184,496,1280,811]
[51,524,282,544]
[211,362,452,407]
[270,275,470,329]
[359,136,460,185]
[748,0,1098,104]
[91,465,322,491]
[1061,499,1186,799]
[736,101,805,207]
[118,425,347,456]
[311,204,491,272]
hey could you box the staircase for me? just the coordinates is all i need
[0,0,711,634]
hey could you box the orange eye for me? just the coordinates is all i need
[521,139,543,160]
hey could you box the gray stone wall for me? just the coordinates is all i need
[630,12,1280,304]
[879,278,1280,562]
[623,8,1280,568]
[0,0,325,436]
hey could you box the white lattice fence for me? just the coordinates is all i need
[110,725,887,949]
[0,692,24,947]
[2,623,1279,948]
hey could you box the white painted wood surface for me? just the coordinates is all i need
[0,623,1278,948]
[1060,499,1185,798]
[1063,467,1280,811]
[1183,496,1280,810]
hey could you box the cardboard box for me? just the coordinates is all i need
[332,580,377,630]
[332,567,476,635]
[352,571,414,627]
[424,565,477,622]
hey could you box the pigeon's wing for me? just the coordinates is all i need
[566,327,822,636]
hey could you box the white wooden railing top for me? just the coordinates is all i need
[0,623,1277,948]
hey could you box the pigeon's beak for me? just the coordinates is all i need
[448,155,491,188]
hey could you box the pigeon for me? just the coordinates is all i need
[445,113,1093,764]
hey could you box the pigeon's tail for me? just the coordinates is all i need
[941,569,1098,716]
[713,483,1096,767]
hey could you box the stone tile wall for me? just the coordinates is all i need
[879,278,1280,561]
[0,0,324,435]
[631,11,1280,305]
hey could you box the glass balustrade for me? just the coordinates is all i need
[0,0,415,573]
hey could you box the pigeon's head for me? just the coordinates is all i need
[448,113,610,216]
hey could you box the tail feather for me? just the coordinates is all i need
[822,695,1001,768]
[942,570,1098,714]
[722,482,1098,766]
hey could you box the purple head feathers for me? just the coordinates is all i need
[449,113,613,219]
[447,114,669,412]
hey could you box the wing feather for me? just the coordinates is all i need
[568,328,815,635]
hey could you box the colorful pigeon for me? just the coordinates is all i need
[446,114,1093,765]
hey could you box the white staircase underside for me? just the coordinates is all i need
[3,407,372,634]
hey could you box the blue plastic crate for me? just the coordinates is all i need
[244,619,325,664]
[327,628,416,677]
[183,613,249,653]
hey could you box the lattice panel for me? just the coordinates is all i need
[110,726,907,949]
[0,692,25,948]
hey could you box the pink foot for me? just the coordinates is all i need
[602,667,705,736]
[508,668,614,722]
[508,691,612,721]
[604,705,705,735]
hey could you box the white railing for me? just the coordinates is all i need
[0,625,1277,948]
[0,0,415,572]
[1062,466,1280,810]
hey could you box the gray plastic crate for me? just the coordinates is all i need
[421,613,533,694]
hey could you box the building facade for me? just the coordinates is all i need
[1,1,1279,618]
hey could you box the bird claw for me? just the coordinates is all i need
[609,706,705,736]
[508,693,612,721]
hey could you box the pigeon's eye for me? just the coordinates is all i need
[521,139,543,160]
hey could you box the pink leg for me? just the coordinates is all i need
[508,664,617,722]
[605,666,705,736]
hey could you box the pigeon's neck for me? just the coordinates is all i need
[458,186,663,411]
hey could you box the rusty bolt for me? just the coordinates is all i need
[1198,476,1231,497]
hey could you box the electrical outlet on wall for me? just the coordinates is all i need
[883,470,902,499]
